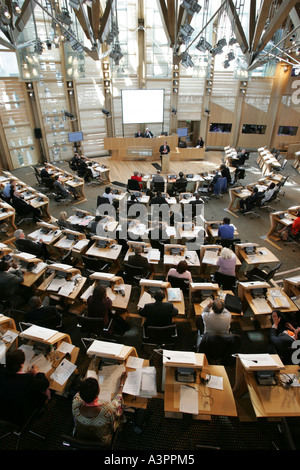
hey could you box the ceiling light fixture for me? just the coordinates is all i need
[196,37,212,53]
[181,0,202,16]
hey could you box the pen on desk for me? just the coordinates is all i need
[184,384,197,390]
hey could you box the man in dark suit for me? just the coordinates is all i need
[127,244,150,276]
[139,289,178,329]
[14,229,48,259]
[25,296,62,328]
[40,165,51,181]
[70,153,81,170]
[149,191,169,207]
[159,141,170,165]
[0,258,23,300]
[0,349,50,426]
[135,130,144,138]
[11,191,41,222]
[144,128,153,138]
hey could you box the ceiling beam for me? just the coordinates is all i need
[167,0,176,46]
[157,0,173,46]
[98,0,114,43]
[254,0,298,58]
[251,0,273,53]
[13,0,37,41]
[227,0,250,60]
[249,0,256,48]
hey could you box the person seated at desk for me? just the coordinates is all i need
[269,310,300,361]
[152,170,164,184]
[70,152,81,171]
[218,217,234,241]
[2,179,16,201]
[127,244,150,276]
[216,247,236,277]
[87,285,113,328]
[148,221,170,245]
[77,157,88,178]
[0,349,50,426]
[135,130,144,138]
[14,229,48,259]
[0,258,24,301]
[40,165,51,181]
[54,176,79,200]
[102,186,116,205]
[131,171,143,189]
[72,374,127,447]
[196,137,204,148]
[232,149,247,168]
[277,210,300,241]
[239,187,259,213]
[57,211,73,230]
[11,190,42,222]
[260,182,276,205]
[149,191,169,207]
[144,128,153,138]
[25,295,62,328]
[201,299,231,335]
[175,172,187,187]
[178,138,187,148]
[167,260,193,282]
[139,289,178,329]
[220,164,232,186]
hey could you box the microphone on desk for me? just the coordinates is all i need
[153,349,171,360]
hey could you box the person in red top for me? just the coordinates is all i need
[278,210,300,240]
[131,171,143,189]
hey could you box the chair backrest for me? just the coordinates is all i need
[127,179,141,191]
[96,196,110,210]
[214,177,227,194]
[213,271,236,291]
[265,262,282,281]
[152,182,165,192]
[82,255,105,272]
[197,332,241,362]
[143,324,178,346]
[77,315,107,334]
[167,274,189,292]
[123,263,145,277]
[174,181,187,192]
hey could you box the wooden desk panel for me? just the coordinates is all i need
[104,135,178,161]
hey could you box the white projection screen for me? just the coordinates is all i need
[121,89,164,124]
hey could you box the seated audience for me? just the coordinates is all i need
[127,244,150,276]
[196,137,204,148]
[144,128,153,138]
[72,374,127,446]
[260,182,276,205]
[277,210,300,241]
[70,153,81,170]
[152,170,164,184]
[77,157,88,178]
[40,165,51,180]
[25,296,62,328]
[201,299,231,334]
[102,187,116,204]
[87,285,113,327]
[14,228,48,259]
[135,130,143,138]
[139,289,178,329]
[167,260,192,282]
[0,258,23,300]
[175,172,187,187]
[54,176,78,200]
[149,191,169,207]
[57,211,73,230]
[2,179,16,201]
[0,349,50,426]
[11,191,42,222]
[218,217,234,241]
[216,247,236,277]
[269,310,300,360]
[239,187,259,213]
[220,164,232,186]
[131,171,143,189]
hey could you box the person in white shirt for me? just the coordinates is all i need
[261,182,276,205]
[201,299,231,334]
[102,187,116,204]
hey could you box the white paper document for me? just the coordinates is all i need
[206,375,223,390]
[238,353,279,369]
[57,341,75,355]
[179,385,198,415]
[47,277,66,292]
[30,353,52,374]
[163,350,196,365]
[50,359,77,385]
[126,356,144,369]
[87,340,124,358]
[98,364,126,400]
[21,325,57,341]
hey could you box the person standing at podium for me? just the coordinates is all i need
[135,130,144,138]
[159,141,170,165]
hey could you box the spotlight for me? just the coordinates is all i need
[102,108,111,117]
[210,39,226,56]
[229,37,237,46]
[227,51,235,62]
[196,37,212,53]
[57,8,72,26]
[12,2,21,16]
[178,24,194,44]
[64,111,75,118]
[181,0,202,16]
[46,41,52,50]
[34,38,44,55]
[223,60,230,69]
[172,107,177,115]
[180,51,194,68]
[1,6,11,24]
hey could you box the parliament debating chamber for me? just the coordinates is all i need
[0,0,300,456]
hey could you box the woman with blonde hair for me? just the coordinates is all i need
[57,211,73,230]
[216,247,236,277]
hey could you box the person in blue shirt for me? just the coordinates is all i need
[218,217,234,240]
[2,179,15,200]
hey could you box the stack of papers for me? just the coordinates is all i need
[31,262,47,274]
[268,289,290,309]
[202,249,219,265]
[21,325,57,341]
[147,250,160,263]
[50,359,77,386]
[167,288,182,302]
[238,354,280,370]
[72,239,89,251]
[252,297,272,314]
[87,340,124,358]
[58,281,75,297]
[122,367,157,398]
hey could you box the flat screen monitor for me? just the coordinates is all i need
[121,89,164,124]
[177,127,188,138]
[68,131,83,142]
[209,123,232,133]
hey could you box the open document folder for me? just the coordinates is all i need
[122,367,157,398]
